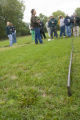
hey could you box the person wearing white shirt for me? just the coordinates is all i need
[59,16,65,37]
[46,19,51,37]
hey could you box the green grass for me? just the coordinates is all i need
[0,35,80,120]
[0,35,33,48]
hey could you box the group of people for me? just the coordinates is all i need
[30,9,80,44]
[29,19,46,41]
[6,9,80,46]
[6,22,17,46]
[30,9,47,44]
[46,14,80,39]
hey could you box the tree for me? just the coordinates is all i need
[38,13,48,32]
[17,22,30,36]
[0,0,29,39]
[52,10,66,30]
[0,0,25,23]
[52,10,66,18]
[75,8,80,17]
[39,13,48,24]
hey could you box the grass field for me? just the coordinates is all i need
[0,35,80,120]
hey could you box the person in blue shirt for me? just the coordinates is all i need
[64,15,71,37]
[6,22,13,46]
[48,16,58,39]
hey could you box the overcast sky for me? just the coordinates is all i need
[23,0,80,22]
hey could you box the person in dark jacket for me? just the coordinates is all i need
[11,23,17,43]
[73,14,80,37]
[6,22,13,46]
[38,19,46,39]
[48,16,58,39]
[70,15,74,35]
[30,9,43,44]
[64,15,71,37]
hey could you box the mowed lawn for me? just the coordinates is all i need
[0,35,80,120]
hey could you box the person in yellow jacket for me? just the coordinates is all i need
[58,16,60,26]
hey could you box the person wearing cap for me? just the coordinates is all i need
[30,9,43,44]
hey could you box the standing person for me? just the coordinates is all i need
[46,19,51,37]
[59,16,65,37]
[73,14,80,37]
[11,23,17,43]
[70,15,74,35]
[29,24,35,40]
[38,19,46,39]
[48,16,58,39]
[64,15,71,37]
[30,9,43,44]
[6,22,13,47]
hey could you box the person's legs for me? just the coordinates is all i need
[40,30,43,39]
[50,28,53,39]
[60,27,63,37]
[48,28,51,37]
[31,30,33,40]
[67,26,69,37]
[37,28,43,44]
[65,26,68,36]
[8,34,13,46]
[66,26,71,37]
[34,28,38,44]
[71,24,73,36]
[54,31,58,38]
[31,30,35,40]
[63,26,66,36]
[33,30,35,40]
[42,31,46,39]
[68,26,71,37]
[77,26,79,37]
[12,33,17,43]
[12,33,14,43]
[50,28,52,38]
[73,27,76,37]
[54,32,56,37]
[53,27,58,38]
[72,27,73,36]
